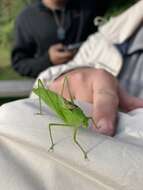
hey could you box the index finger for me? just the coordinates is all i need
[91,70,119,136]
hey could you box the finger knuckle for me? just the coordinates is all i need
[94,69,108,76]
[72,71,84,83]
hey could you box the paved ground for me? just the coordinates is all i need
[0,80,35,98]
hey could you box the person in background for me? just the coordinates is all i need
[11,0,109,78]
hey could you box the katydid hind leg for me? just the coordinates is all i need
[60,77,66,97]
[73,127,88,159]
[61,76,74,103]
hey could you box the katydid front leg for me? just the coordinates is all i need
[48,124,88,159]
[48,123,74,151]
[88,117,97,129]
[36,79,43,115]
[37,79,49,115]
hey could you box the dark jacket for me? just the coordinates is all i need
[11,0,108,78]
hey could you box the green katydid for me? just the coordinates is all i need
[33,77,97,159]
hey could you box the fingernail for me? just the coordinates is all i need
[97,118,107,129]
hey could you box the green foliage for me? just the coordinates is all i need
[0,0,34,48]
[0,20,14,47]
[105,0,137,18]
[0,47,28,80]
[0,1,35,80]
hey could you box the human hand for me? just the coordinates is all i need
[48,43,75,65]
[49,68,143,136]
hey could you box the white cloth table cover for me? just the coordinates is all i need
[0,98,143,190]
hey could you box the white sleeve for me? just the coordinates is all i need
[34,33,122,88]
[100,0,143,43]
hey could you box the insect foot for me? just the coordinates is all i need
[48,144,55,152]
[35,112,43,115]
[35,108,43,115]
[84,152,88,160]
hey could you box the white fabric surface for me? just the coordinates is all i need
[0,98,143,190]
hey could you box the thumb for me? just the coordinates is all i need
[92,89,119,136]
[119,86,143,112]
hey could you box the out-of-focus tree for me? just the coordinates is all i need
[0,0,34,47]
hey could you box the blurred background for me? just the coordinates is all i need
[0,0,137,105]
[0,0,35,105]
[0,0,34,80]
